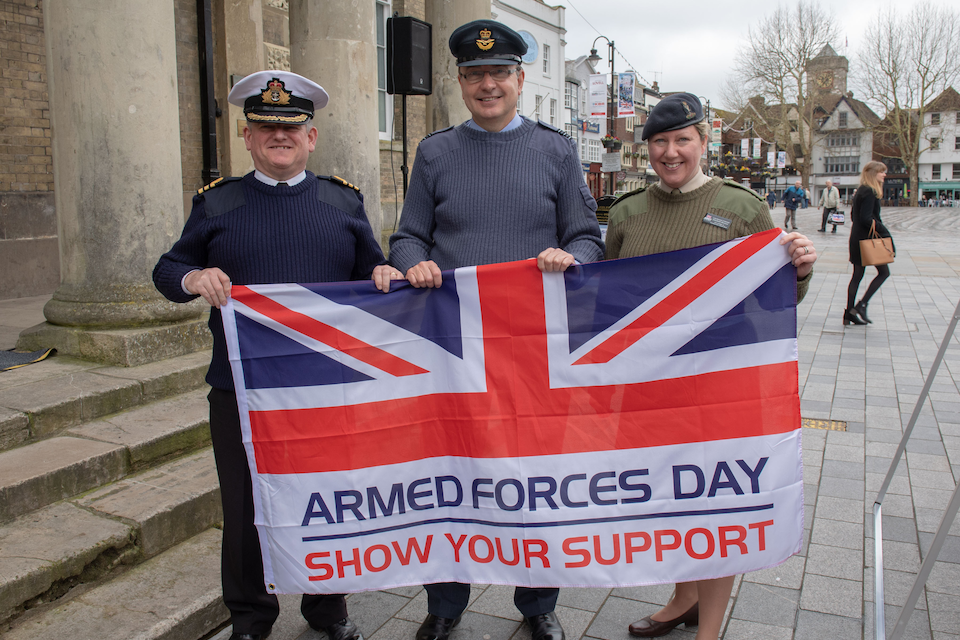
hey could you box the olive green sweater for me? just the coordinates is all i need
[605,177,810,302]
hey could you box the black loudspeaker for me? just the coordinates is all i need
[387,16,432,96]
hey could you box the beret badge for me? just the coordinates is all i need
[476,28,495,51]
[682,100,695,119]
[262,79,291,106]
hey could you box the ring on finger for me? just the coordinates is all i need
[803,246,809,255]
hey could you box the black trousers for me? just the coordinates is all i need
[425,582,559,619]
[209,388,348,634]
[821,207,837,231]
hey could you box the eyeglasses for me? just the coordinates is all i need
[459,68,518,84]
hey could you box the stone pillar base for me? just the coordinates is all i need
[16,319,212,367]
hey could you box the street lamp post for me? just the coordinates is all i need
[587,37,615,196]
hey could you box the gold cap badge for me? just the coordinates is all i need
[476,28,494,51]
[682,100,695,119]
[262,79,292,106]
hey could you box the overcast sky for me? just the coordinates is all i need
[561,0,940,111]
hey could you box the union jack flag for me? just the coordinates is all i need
[222,227,803,594]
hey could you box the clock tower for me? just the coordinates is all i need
[806,44,848,95]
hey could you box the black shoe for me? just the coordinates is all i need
[319,617,363,640]
[831,227,837,233]
[230,632,271,640]
[628,603,699,637]
[416,614,461,640]
[817,228,825,232]
[855,301,872,323]
[526,611,565,640]
[792,226,799,230]
[843,309,867,326]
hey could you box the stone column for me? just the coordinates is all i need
[425,0,489,131]
[213,0,266,179]
[18,0,210,365]
[289,0,382,241]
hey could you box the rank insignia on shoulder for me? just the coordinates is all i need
[321,175,361,192]
[703,213,732,229]
[197,176,241,195]
[423,125,455,140]
[197,177,225,195]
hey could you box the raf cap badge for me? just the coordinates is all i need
[476,28,494,51]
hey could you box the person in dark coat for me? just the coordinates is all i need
[845,161,892,325]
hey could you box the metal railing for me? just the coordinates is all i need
[873,299,960,639]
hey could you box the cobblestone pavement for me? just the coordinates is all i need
[7,206,960,639]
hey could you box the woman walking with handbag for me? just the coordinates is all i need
[845,161,893,325]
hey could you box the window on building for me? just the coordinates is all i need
[550,99,557,126]
[932,164,941,179]
[580,136,587,162]
[824,156,860,174]
[930,112,940,125]
[954,163,960,180]
[838,112,848,128]
[883,156,906,175]
[930,137,940,150]
[565,82,577,110]
[588,138,601,162]
[827,132,860,147]
[565,123,578,138]
[534,94,542,119]
[625,116,634,132]
[376,0,391,140]
[954,136,959,151]
[542,44,550,76]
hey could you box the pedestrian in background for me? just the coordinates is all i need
[372,19,603,640]
[782,180,804,230]
[818,179,841,233]
[153,71,378,640]
[766,190,776,208]
[845,161,892,326]
[605,93,817,640]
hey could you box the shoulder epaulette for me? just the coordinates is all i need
[320,175,361,193]
[613,184,649,205]
[536,120,570,138]
[422,125,455,141]
[721,178,764,202]
[317,174,364,216]
[197,176,242,195]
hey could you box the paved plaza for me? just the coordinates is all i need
[4,205,960,639]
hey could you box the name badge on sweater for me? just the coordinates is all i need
[703,213,731,229]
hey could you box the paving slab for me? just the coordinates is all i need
[67,388,211,469]
[0,436,126,523]
[1,528,227,640]
[76,448,221,558]
[0,502,134,623]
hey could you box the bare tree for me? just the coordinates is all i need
[733,1,839,188]
[857,3,960,205]
[717,77,749,114]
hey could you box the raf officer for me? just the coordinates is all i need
[153,70,383,640]
[373,19,603,640]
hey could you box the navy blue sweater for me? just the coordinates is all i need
[153,172,385,390]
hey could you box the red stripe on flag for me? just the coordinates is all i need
[232,286,428,377]
[248,361,800,474]
[574,228,782,365]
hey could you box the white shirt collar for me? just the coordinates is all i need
[465,112,523,133]
[659,169,709,194]
[254,170,307,186]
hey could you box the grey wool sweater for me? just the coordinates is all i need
[388,117,604,272]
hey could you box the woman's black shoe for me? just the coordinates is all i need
[844,309,867,326]
[855,301,872,323]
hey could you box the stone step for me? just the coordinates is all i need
[0,388,211,524]
[1,528,228,640]
[0,448,221,625]
[0,350,210,452]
